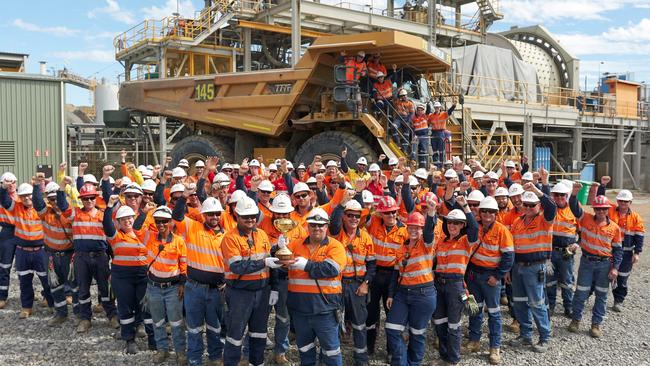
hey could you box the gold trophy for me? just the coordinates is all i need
[273,218,297,263]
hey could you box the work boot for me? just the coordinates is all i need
[567,320,580,333]
[66,295,73,305]
[39,297,49,307]
[273,353,290,366]
[0,300,6,309]
[110,315,120,329]
[508,336,533,347]
[432,335,439,349]
[237,359,249,366]
[533,341,549,353]
[612,302,623,313]
[489,348,501,365]
[176,351,188,366]
[19,308,33,319]
[136,323,147,338]
[153,350,169,364]
[125,340,138,355]
[93,303,103,313]
[206,359,223,366]
[590,324,603,338]
[500,296,508,306]
[47,315,67,327]
[462,340,480,354]
[506,319,520,333]
[76,319,92,333]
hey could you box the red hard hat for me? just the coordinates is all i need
[591,195,611,208]
[376,196,398,212]
[420,192,438,207]
[405,212,425,227]
[79,183,98,198]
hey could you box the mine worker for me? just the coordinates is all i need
[385,205,437,366]
[545,181,578,318]
[503,160,522,183]
[428,101,456,165]
[340,50,368,83]
[221,196,276,366]
[472,171,485,190]
[211,172,231,207]
[329,199,375,366]
[372,71,393,115]
[178,158,191,174]
[500,183,525,227]
[76,163,107,210]
[507,184,557,353]
[567,191,622,338]
[365,195,408,357]
[609,189,645,312]
[57,182,118,333]
[186,160,205,185]
[102,196,155,354]
[144,206,188,365]
[433,196,478,366]
[258,193,308,365]
[222,190,246,232]
[0,178,54,319]
[286,207,347,366]
[412,104,430,167]
[464,196,514,365]
[340,148,371,182]
[493,187,512,224]
[142,180,157,208]
[393,89,415,149]
[482,171,501,198]
[34,182,77,326]
[0,172,17,309]
[466,190,485,217]
[172,188,228,366]
[366,52,387,81]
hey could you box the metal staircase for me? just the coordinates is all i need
[476,0,503,28]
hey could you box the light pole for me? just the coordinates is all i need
[597,61,604,113]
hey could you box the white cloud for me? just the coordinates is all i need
[141,0,197,20]
[500,0,621,23]
[51,50,115,63]
[556,18,650,56]
[12,19,79,37]
[88,0,136,25]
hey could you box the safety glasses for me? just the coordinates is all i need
[345,213,361,219]
[523,203,538,208]
[294,193,309,199]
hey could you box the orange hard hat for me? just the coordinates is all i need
[79,183,98,198]
[591,195,611,209]
[406,212,425,227]
[376,196,398,212]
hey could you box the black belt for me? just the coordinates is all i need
[187,278,222,289]
[553,246,568,251]
[148,280,178,288]
[516,259,547,266]
[583,253,610,262]
[16,245,43,252]
[434,276,463,284]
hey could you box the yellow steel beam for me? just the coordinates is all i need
[237,20,331,38]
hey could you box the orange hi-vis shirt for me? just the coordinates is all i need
[175,217,225,281]
[552,205,578,245]
[577,214,622,258]
[510,213,554,262]
[367,215,408,268]
[221,207,237,232]
[609,207,645,253]
[500,206,523,228]
[336,227,375,279]
[412,114,429,131]
[344,57,367,82]
[39,206,73,251]
[367,61,387,79]
[221,227,272,290]
[374,79,393,100]
[7,201,44,243]
[428,111,449,131]
[292,188,345,229]
[257,215,308,245]
[471,221,514,270]
[107,230,149,267]
[395,238,435,287]
[63,207,107,252]
[435,234,477,277]
[143,231,187,282]
[394,99,415,117]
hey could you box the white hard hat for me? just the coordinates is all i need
[17,183,33,196]
[235,196,259,216]
[297,163,306,170]
[414,168,428,180]
[504,160,516,168]
[398,89,408,96]
[153,206,173,219]
[146,165,154,170]
[616,189,634,201]
[395,175,404,184]
[473,171,484,179]
[344,200,363,212]
[1,172,17,183]
[170,183,185,194]
[362,190,374,204]
[444,160,453,166]
[408,176,419,186]
[356,157,368,165]
[141,169,153,179]
[550,182,571,195]
[463,165,471,172]
[138,165,147,173]
[172,167,187,178]
[213,172,231,185]
[249,159,261,167]
[357,51,365,57]
[444,169,458,179]
[446,209,467,221]
[123,183,143,195]
[115,206,136,219]
[201,197,224,213]
[326,160,338,168]
[221,163,232,171]
[495,187,509,197]
[508,183,525,197]
[258,180,275,192]
[369,163,380,173]
[416,104,426,110]
[286,161,294,170]
[270,193,294,214]
[45,182,60,197]
[522,172,534,181]
[478,196,499,211]
[232,164,240,170]
[178,159,190,168]
[467,190,485,202]
[228,190,247,204]
[306,177,317,184]
[388,157,398,166]
[433,101,442,108]
[306,207,329,224]
[521,191,540,203]
[486,171,500,180]
[293,182,310,195]
[268,163,278,171]
[120,176,132,187]
[142,179,157,192]
[559,179,574,190]
[195,160,205,168]
[83,174,99,185]
[376,71,385,78]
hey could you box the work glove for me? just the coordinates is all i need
[544,259,555,277]
[290,256,308,271]
[264,257,282,269]
[277,234,287,249]
[47,256,60,288]
[461,293,480,316]
[269,290,279,306]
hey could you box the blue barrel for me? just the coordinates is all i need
[580,163,595,182]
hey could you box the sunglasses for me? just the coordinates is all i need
[308,223,327,228]
[346,213,361,219]
[143,192,154,197]
[468,203,480,208]
[479,209,497,214]
[239,215,257,220]
[463,171,471,175]
[294,193,309,199]
[447,221,464,226]
[204,212,221,217]
[80,196,95,201]
[523,203,538,208]
[269,170,277,173]
[381,211,397,216]
[410,186,419,190]
[395,183,403,188]
[155,220,170,225]
[260,190,272,194]
[487,180,498,184]
[125,194,140,199]
[222,169,233,173]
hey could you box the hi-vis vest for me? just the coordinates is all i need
[336,228,374,279]
[471,221,513,269]
[412,114,429,131]
[108,230,149,267]
[552,206,578,243]
[287,236,346,295]
[40,207,73,251]
[221,228,271,282]
[435,235,476,276]
[65,207,106,242]
[367,216,408,267]
[510,213,553,260]
[577,214,622,258]
[396,238,434,287]
[143,231,187,279]
[8,201,44,242]
[428,111,448,131]
[176,218,225,274]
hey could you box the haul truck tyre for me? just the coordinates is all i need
[293,131,375,166]
[170,135,234,168]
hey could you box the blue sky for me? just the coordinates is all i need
[1,0,648,106]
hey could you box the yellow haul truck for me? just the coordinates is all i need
[119,31,450,165]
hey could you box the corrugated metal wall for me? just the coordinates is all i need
[0,76,64,183]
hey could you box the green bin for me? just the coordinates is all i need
[577,180,593,205]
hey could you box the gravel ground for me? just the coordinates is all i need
[1,191,649,365]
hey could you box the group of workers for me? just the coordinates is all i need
[340,50,455,166]
[0,151,644,366]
